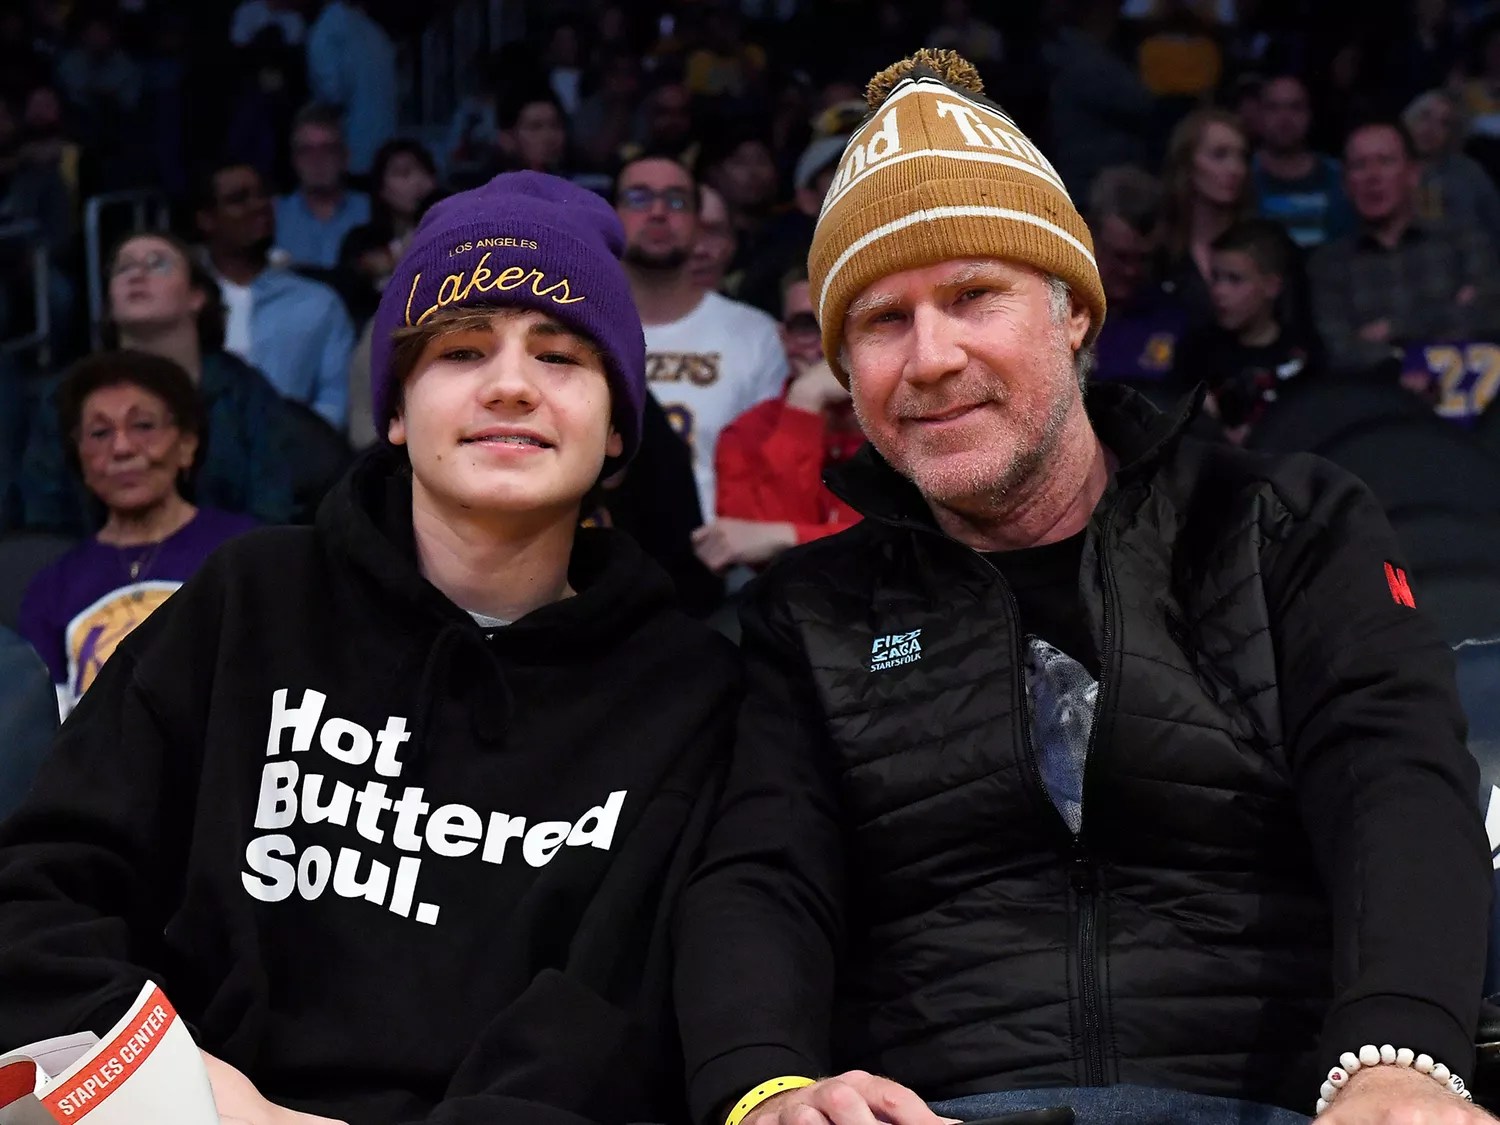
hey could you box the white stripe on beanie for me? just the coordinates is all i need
[816,204,1100,325]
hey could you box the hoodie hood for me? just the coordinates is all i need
[317,445,677,655]
[313,445,679,752]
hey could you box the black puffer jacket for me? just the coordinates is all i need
[675,386,1489,1122]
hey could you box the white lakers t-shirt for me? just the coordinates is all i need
[642,291,788,516]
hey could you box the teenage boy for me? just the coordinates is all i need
[1173,218,1315,442]
[0,172,741,1125]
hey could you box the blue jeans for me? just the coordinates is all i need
[932,1086,1310,1125]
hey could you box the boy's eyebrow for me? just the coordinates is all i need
[526,318,604,356]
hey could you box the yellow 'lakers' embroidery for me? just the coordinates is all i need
[404,251,585,325]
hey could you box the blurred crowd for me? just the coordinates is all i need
[6,0,1500,711]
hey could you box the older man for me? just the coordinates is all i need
[676,49,1490,1125]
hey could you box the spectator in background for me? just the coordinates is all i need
[929,0,1004,64]
[688,183,737,293]
[616,155,787,518]
[543,21,585,117]
[696,129,781,276]
[620,82,698,168]
[17,351,256,714]
[1135,0,1223,100]
[495,88,569,177]
[1252,73,1355,249]
[305,0,395,176]
[55,8,142,191]
[1405,87,1500,246]
[1310,118,1500,376]
[1045,0,1154,201]
[684,6,767,103]
[1162,108,1254,325]
[0,91,73,263]
[21,232,295,534]
[1459,18,1500,140]
[1391,0,1460,105]
[55,9,140,124]
[338,139,439,310]
[197,161,355,429]
[230,0,306,47]
[442,46,509,176]
[20,83,78,211]
[1087,165,1189,389]
[1173,219,1315,442]
[737,126,851,315]
[572,51,642,171]
[274,103,370,270]
[693,267,861,575]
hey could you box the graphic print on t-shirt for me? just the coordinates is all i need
[642,291,789,514]
[65,580,181,702]
[1022,636,1098,835]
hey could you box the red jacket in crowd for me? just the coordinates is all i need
[715,398,863,543]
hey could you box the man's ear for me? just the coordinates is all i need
[605,426,624,459]
[497,129,518,155]
[1067,294,1091,353]
[1265,272,1285,302]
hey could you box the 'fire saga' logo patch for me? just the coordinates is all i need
[870,629,923,672]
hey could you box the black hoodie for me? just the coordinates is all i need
[0,446,741,1125]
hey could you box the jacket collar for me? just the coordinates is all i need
[823,382,1204,529]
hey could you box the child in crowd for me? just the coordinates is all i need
[1172,218,1315,442]
[0,172,740,1125]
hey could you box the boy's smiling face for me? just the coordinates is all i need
[388,307,621,522]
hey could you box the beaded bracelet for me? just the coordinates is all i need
[1315,1044,1473,1115]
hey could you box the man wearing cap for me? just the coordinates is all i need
[0,171,740,1124]
[675,49,1490,1125]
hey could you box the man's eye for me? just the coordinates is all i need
[957,287,990,303]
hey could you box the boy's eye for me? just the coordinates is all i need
[439,346,484,362]
[537,351,581,365]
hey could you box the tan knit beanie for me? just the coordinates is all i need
[809,49,1107,383]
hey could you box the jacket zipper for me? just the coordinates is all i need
[973,530,1113,1087]
[1074,498,1119,1087]
[896,502,1121,1087]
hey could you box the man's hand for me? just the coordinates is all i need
[692,518,798,572]
[1358,319,1393,344]
[743,1070,950,1125]
[202,1052,348,1125]
[786,360,851,415]
[1320,1063,1493,1124]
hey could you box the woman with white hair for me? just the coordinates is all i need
[1404,87,1500,245]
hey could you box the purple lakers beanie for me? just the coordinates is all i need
[369,171,647,466]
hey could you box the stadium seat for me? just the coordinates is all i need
[1413,567,1500,646]
[1475,398,1500,465]
[1246,375,1431,456]
[1309,418,1500,516]
[0,531,77,630]
[1388,507,1500,578]
[0,626,56,822]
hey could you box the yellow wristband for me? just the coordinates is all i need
[724,1076,816,1125]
